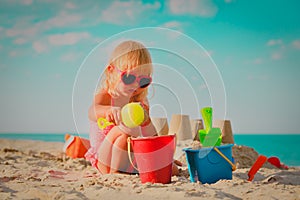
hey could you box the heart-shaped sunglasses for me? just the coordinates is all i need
[110,65,152,88]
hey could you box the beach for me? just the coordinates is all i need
[0,139,299,200]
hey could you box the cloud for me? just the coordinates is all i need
[61,52,82,62]
[160,21,184,32]
[168,0,218,17]
[65,2,77,9]
[48,32,91,46]
[161,21,182,29]
[54,73,61,79]
[44,11,82,28]
[93,37,105,44]
[6,25,39,38]
[199,83,207,89]
[4,11,82,39]
[162,21,182,29]
[271,52,282,60]
[206,50,214,57]
[0,63,7,71]
[244,58,264,65]
[292,40,300,49]
[21,0,33,5]
[0,26,4,39]
[13,38,27,45]
[3,9,97,54]
[9,51,18,57]
[32,41,47,53]
[101,1,161,25]
[253,58,263,64]
[266,39,287,60]
[267,39,283,46]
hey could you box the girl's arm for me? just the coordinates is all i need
[141,122,157,137]
[88,92,112,122]
[139,99,157,137]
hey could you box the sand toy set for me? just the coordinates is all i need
[183,107,236,184]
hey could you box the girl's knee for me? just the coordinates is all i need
[119,133,128,140]
[114,133,128,149]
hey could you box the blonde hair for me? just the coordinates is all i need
[100,40,153,102]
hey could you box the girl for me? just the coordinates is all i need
[86,40,158,174]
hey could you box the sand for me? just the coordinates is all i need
[0,139,299,200]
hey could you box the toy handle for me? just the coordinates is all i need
[201,107,213,131]
[127,137,139,171]
[213,147,236,171]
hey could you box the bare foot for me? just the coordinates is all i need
[172,160,183,176]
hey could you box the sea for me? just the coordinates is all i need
[0,133,299,166]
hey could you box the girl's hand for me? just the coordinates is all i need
[106,106,121,125]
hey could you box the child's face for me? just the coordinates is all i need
[116,66,152,97]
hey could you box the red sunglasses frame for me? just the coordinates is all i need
[109,65,152,88]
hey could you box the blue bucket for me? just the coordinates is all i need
[183,144,234,184]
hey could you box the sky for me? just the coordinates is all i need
[0,0,300,134]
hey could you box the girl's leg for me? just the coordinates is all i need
[110,133,129,173]
[97,126,128,174]
[97,127,118,173]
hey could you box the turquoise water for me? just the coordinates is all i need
[0,133,299,166]
[234,134,300,167]
[0,133,89,142]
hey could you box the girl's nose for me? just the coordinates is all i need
[132,80,139,89]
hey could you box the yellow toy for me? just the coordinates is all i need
[97,118,114,130]
[97,102,145,129]
[121,103,145,128]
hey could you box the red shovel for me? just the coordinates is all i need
[247,155,268,181]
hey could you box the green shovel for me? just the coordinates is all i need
[199,107,222,147]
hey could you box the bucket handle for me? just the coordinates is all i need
[127,137,139,171]
[213,147,236,171]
